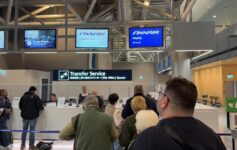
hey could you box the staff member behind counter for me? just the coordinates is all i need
[45,93,57,107]
[78,86,89,104]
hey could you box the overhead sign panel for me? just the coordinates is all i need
[24,29,57,48]
[75,28,109,48]
[0,31,4,49]
[53,70,132,81]
[129,27,163,48]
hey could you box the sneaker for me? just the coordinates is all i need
[20,146,25,150]
[29,146,37,150]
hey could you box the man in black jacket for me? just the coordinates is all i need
[19,86,44,150]
[131,78,226,150]
[121,85,158,119]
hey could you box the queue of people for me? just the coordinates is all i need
[0,78,227,150]
[59,77,227,150]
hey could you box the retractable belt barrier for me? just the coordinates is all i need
[217,133,232,136]
[0,129,60,134]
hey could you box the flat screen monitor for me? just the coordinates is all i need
[24,29,57,48]
[129,27,163,48]
[75,28,109,48]
[0,31,4,49]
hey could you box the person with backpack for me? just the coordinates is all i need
[19,86,44,150]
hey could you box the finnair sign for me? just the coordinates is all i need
[78,32,106,36]
[129,27,163,48]
[132,30,160,36]
[76,29,109,48]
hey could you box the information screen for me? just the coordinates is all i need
[129,27,163,48]
[0,31,4,49]
[53,70,132,81]
[76,29,109,48]
[24,29,56,48]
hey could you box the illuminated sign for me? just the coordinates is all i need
[227,74,235,79]
[53,70,132,81]
[75,29,109,48]
[0,31,4,49]
[129,27,163,48]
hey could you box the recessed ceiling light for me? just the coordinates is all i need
[144,1,150,6]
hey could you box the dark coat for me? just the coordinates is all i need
[19,91,44,120]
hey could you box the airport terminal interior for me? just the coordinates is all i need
[0,0,237,149]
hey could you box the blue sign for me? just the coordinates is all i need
[24,29,57,48]
[129,27,163,48]
[76,29,109,48]
[0,31,4,49]
[53,70,132,81]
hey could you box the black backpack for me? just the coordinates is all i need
[36,141,53,150]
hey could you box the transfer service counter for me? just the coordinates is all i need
[8,103,218,140]
[9,106,84,139]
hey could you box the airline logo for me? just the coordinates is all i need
[58,70,69,80]
[132,30,160,36]
[78,31,106,36]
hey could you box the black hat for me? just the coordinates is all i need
[29,86,37,92]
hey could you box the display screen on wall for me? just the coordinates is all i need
[24,29,57,48]
[53,70,132,81]
[129,27,163,48]
[75,28,109,48]
[0,31,4,49]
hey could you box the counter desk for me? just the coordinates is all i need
[9,106,84,139]
[8,103,219,140]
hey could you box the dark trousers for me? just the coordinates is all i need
[0,122,11,147]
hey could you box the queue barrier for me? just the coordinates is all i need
[0,129,60,133]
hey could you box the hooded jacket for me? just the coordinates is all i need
[19,91,44,120]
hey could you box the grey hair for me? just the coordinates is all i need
[83,95,99,110]
[134,85,144,94]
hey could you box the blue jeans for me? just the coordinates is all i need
[0,122,11,147]
[21,119,37,147]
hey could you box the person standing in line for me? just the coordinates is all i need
[91,91,104,110]
[59,95,116,150]
[2,89,13,146]
[19,86,44,150]
[119,96,147,150]
[0,90,12,150]
[121,85,158,119]
[104,93,124,150]
[131,77,226,150]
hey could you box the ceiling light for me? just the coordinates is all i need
[144,1,150,6]
[191,50,213,60]
[24,52,58,54]
[76,52,110,54]
[213,15,217,19]
[176,50,212,52]
[0,52,7,55]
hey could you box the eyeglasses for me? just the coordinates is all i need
[158,91,170,102]
[158,91,166,97]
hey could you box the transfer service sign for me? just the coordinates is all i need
[53,70,132,81]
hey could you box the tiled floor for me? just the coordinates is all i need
[8,107,236,150]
